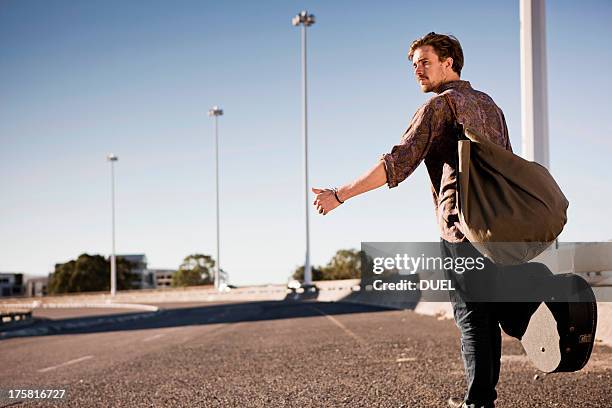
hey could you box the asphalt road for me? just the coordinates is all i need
[0,300,610,407]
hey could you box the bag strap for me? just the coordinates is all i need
[441,91,466,210]
[442,92,465,138]
[442,92,457,120]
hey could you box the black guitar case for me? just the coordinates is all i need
[496,263,597,373]
[520,273,597,373]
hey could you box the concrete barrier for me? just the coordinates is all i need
[0,285,290,307]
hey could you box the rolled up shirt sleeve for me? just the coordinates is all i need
[381,99,441,188]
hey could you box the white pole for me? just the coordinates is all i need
[293,11,315,287]
[208,106,223,290]
[108,155,118,296]
[214,114,221,290]
[520,0,549,168]
[301,23,312,287]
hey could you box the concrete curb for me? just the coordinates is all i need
[0,305,161,340]
[0,301,159,312]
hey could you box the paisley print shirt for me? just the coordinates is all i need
[381,80,512,242]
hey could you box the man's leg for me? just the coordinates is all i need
[441,240,501,408]
[452,301,501,408]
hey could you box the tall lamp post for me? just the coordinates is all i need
[292,10,315,288]
[208,105,223,290]
[520,0,549,168]
[107,153,118,296]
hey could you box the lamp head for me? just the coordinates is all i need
[292,11,315,27]
[208,106,224,116]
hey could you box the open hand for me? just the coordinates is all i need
[312,187,342,215]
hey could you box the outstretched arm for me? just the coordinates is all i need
[312,160,387,215]
[312,96,448,215]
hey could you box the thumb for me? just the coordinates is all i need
[311,187,323,194]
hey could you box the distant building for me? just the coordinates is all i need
[149,269,177,288]
[0,273,25,297]
[25,276,49,297]
[118,254,155,289]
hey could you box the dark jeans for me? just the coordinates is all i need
[440,240,554,407]
[441,239,502,408]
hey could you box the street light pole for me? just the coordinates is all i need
[292,10,315,287]
[208,105,223,291]
[107,153,118,296]
[520,0,549,168]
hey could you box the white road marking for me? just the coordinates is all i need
[309,306,364,344]
[142,333,165,342]
[37,355,93,373]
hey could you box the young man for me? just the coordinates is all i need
[312,32,512,408]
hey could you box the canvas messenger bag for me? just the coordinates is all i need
[443,93,569,265]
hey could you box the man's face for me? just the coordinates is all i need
[412,45,452,93]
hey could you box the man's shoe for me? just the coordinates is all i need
[447,397,466,408]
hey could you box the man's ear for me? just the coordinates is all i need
[444,57,454,71]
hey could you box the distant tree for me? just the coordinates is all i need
[292,265,325,281]
[292,249,363,281]
[171,268,202,287]
[48,254,138,294]
[115,257,140,288]
[172,254,215,287]
[322,249,362,280]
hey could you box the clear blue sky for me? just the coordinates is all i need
[1,0,611,285]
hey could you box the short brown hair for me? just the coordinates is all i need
[408,32,464,76]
